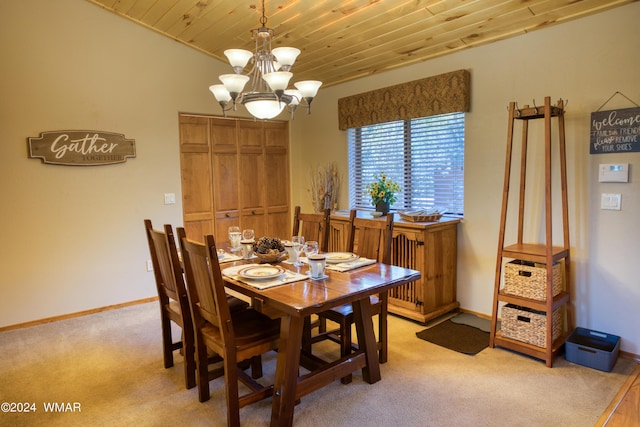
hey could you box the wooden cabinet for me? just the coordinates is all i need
[179,114,290,242]
[489,97,572,367]
[330,211,460,323]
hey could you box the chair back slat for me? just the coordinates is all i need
[347,211,394,264]
[145,220,185,302]
[179,231,235,345]
[292,206,331,252]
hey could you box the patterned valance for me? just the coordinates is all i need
[338,69,470,130]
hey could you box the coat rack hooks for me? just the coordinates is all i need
[597,91,640,111]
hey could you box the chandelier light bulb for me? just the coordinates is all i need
[219,74,250,99]
[263,71,293,92]
[294,80,323,98]
[284,89,301,106]
[224,49,253,73]
[209,84,231,103]
[271,47,300,71]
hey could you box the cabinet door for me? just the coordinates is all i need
[264,121,290,237]
[179,115,214,241]
[422,225,458,314]
[238,121,267,236]
[389,229,426,313]
[211,118,239,213]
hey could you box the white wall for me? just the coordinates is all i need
[290,3,640,355]
[0,0,229,324]
[1,0,638,357]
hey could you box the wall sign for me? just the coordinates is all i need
[28,131,136,166]
[590,107,640,154]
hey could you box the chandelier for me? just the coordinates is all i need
[209,0,322,120]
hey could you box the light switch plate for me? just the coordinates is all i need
[601,193,621,210]
[164,193,176,205]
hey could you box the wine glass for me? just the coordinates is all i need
[228,226,241,252]
[304,241,319,257]
[291,235,305,267]
[242,228,255,241]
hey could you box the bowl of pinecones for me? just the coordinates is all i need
[252,237,287,263]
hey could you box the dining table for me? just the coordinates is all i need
[218,249,421,427]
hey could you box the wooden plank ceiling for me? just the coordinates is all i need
[87,0,635,87]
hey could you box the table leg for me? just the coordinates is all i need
[271,314,303,427]
[352,297,381,384]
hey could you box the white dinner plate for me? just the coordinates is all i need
[324,252,359,264]
[238,265,285,281]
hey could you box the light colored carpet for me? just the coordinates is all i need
[0,302,636,426]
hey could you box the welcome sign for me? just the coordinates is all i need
[590,107,640,154]
[28,131,136,165]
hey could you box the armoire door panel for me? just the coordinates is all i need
[212,152,239,211]
[183,220,214,244]
[210,118,238,149]
[266,152,289,207]
[239,152,264,209]
[238,121,264,148]
[241,208,267,237]
[267,208,290,239]
[179,115,209,145]
[181,152,213,215]
[264,122,288,149]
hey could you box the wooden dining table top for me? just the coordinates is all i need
[220,257,422,319]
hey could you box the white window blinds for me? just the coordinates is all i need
[348,112,465,216]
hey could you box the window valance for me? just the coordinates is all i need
[337,69,470,130]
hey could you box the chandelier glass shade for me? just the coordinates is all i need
[209,1,321,120]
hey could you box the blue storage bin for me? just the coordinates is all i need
[565,327,620,372]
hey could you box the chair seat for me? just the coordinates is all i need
[202,308,280,348]
[227,295,250,312]
[168,295,247,316]
[321,295,381,320]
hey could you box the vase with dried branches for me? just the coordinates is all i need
[308,162,340,212]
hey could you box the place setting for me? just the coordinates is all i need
[292,237,376,275]
[221,263,308,290]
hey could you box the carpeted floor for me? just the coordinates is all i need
[0,302,637,426]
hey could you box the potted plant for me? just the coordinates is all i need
[365,172,401,215]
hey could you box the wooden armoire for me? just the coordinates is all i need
[178,114,290,243]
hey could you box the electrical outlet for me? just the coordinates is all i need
[146,260,154,272]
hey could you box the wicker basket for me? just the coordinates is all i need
[504,260,562,301]
[501,304,562,348]
[399,211,443,223]
[255,251,287,263]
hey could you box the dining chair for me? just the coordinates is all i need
[292,206,331,252]
[310,210,395,384]
[293,206,332,353]
[144,219,197,389]
[179,230,280,426]
[145,221,250,390]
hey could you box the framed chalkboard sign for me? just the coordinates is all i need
[590,107,640,154]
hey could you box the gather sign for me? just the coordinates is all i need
[28,131,136,166]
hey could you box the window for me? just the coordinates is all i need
[348,112,465,216]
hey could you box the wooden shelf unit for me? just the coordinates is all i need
[489,96,573,367]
